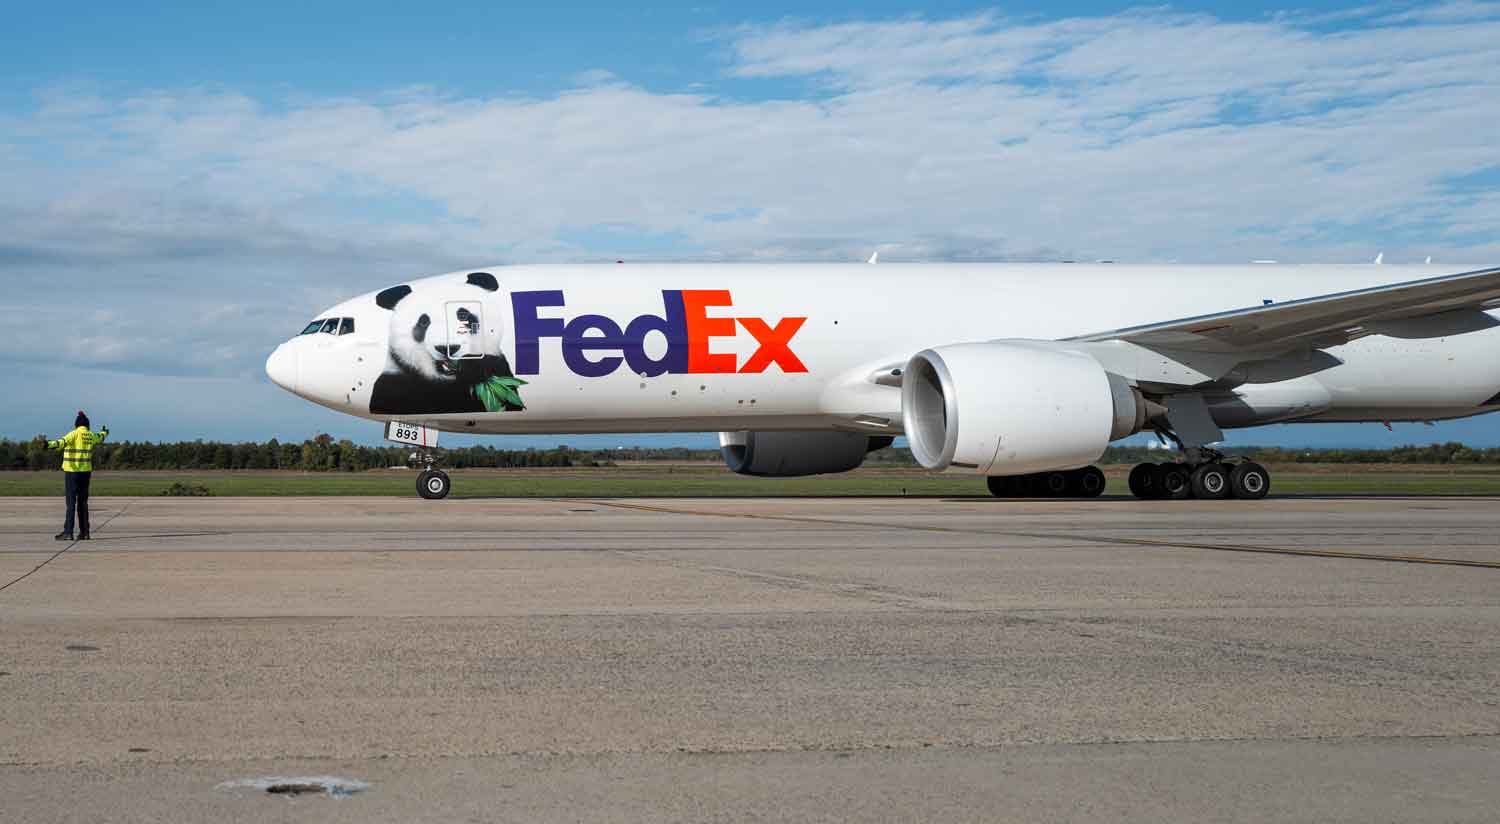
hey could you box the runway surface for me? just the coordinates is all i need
[2,494,1498,822]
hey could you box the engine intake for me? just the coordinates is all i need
[720,431,893,477]
[902,341,1146,474]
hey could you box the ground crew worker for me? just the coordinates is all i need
[46,411,108,541]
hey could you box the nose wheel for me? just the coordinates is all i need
[408,447,452,500]
[416,469,452,500]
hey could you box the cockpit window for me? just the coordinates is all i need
[300,317,355,335]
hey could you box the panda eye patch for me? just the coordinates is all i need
[417,314,430,327]
[412,313,430,343]
[375,284,412,310]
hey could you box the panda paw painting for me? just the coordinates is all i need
[369,271,526,415]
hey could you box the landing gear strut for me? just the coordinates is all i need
[986,465,1107,498]
[411,448,451,500]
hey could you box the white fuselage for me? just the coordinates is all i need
[265,263,1500,436]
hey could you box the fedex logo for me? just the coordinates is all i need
[513,290,808,378]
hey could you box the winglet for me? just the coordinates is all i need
[867,251,878,264]
[1374,252,1384,265]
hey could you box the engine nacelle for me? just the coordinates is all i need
[901,341,1145,474]
[719,431,892,477]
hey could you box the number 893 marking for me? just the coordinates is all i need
[390,423,424,443]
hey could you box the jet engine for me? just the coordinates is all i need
[902,341,1148,475]
[720,431,893,477]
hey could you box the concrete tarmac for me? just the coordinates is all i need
[1,494,1498,822]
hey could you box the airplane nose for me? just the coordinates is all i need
[265,344,300,393]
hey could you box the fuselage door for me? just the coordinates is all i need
[445,301,486,359]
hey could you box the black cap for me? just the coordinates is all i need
[75,410,89,429]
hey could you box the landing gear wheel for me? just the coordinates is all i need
[417,469,451,500]
[1039,471,1070,497]
[1128,463,1159,499]
[986,475,1018,498]
[1072,466,1107,498]
[1190,463,1231,500]
[1010,474,1038,498]
[1229,462,1270,500]
[1157,464,1192,500]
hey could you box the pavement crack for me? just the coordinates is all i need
[6,732,1500,770]
[576,499,1500,569]
[609,548,975,612]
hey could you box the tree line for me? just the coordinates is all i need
[5,436,1500,472]
[1,434,595,472]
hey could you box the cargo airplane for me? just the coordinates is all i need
[266,263,1500,499]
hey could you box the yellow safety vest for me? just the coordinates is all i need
[47,426,108,473]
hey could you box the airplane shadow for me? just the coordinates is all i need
[453,492,1500,503]
[947,493,1500,503]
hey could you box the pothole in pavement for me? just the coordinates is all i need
[218,776,369,799]
[268,782,336,796]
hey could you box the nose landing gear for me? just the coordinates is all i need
[417,468,452,500]
[411,448,452,500]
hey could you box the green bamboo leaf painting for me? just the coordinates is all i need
[472,374,528,412]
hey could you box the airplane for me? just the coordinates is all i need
[265,262,1500,500]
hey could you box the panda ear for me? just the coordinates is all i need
[466,272,499,292]
[375,285,412,310]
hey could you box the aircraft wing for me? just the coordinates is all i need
[1068,265,1500,354]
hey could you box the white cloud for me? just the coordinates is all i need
[1,4,1498,397]
[1376,0,1500,23]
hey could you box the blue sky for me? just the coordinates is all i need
[2,2,1477,105]
[0,3,1371,97]
[3,2,1499,448]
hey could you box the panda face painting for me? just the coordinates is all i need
[393,307,472,381]
[369,272,528,415]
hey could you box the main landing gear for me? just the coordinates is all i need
[1126,457,1270,500]
[986,466,1107,498]
[984,455,1271,501]
[411,448,452,500]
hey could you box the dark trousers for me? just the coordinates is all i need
[63,471,91,537]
